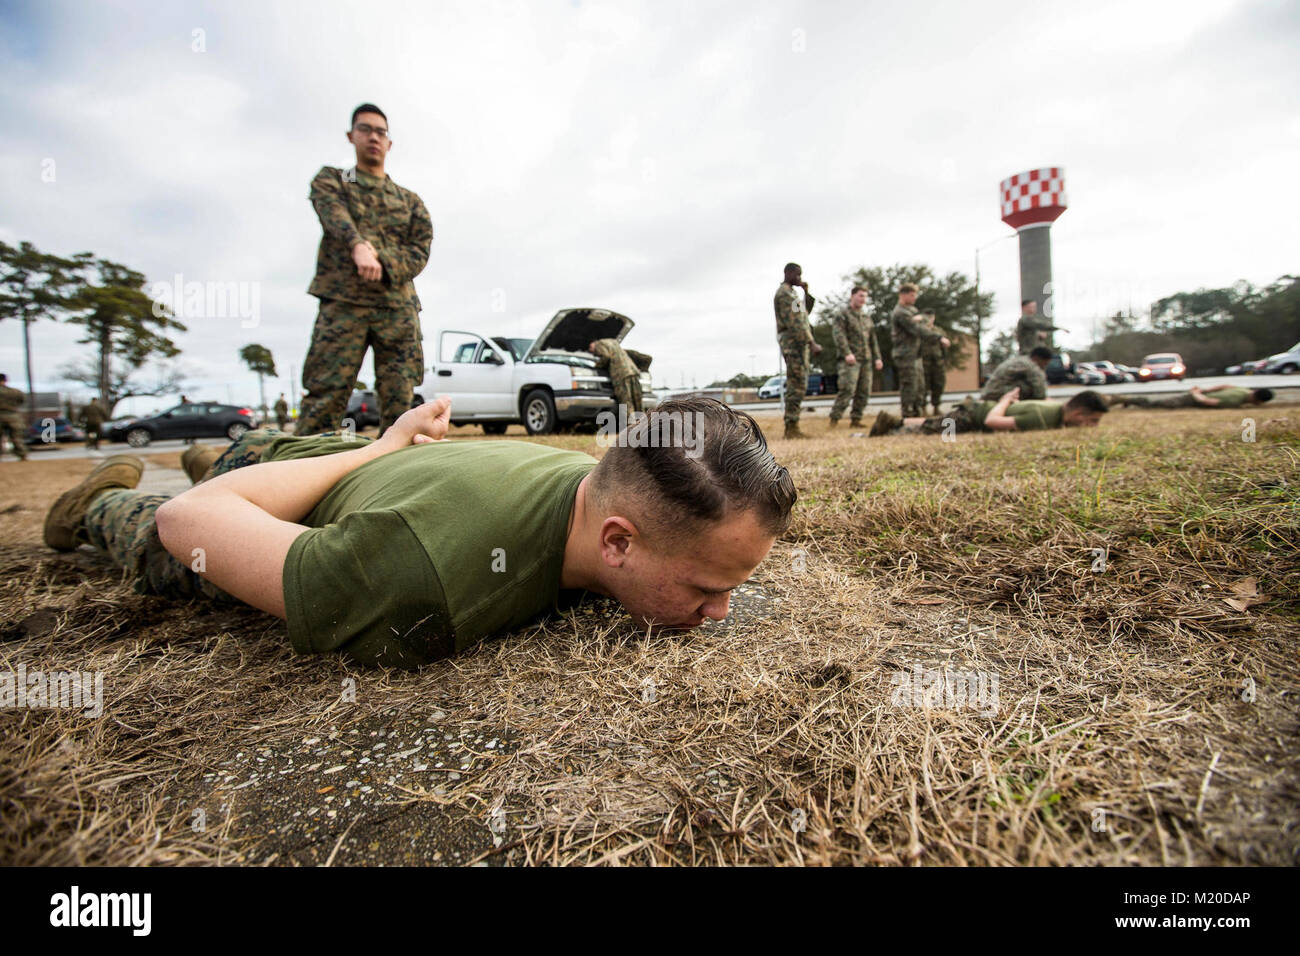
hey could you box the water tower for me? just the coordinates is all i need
[1000,168,1067,343]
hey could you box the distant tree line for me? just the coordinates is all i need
[1074,275,1299,374]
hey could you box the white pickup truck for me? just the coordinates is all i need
[412,307,656,435]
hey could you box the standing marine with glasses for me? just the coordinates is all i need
[296,103,434,437]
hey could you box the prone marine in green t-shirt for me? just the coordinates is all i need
[1111,385,1273,410]
[868,388,1109,437]
[43,397,797,669]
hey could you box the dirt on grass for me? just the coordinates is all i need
[1,402,1297,865]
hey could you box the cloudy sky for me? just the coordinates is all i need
[2,0,1297,413]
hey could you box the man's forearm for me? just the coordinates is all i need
[154,444,391,617]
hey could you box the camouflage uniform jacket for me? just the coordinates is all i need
[307,166,433,309]
[1015,313,1057,353]
[830,306,880,364]
[590,339,639,381]
[82,400,107,426]
[0,383,25,417]
[980,355,1048,401]
[920,324,949,361]
[891,303,942,358]
[774,283,815,349]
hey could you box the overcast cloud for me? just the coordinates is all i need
[2,0,1297,412]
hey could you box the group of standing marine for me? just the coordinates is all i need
[773,264,952,439]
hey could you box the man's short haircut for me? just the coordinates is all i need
[1029,346,1053,361]
[1064,390,1108,414]
[850,285,866,296]
[1021,299,1035,308]
[588,397,797,544]
[0,373,6,383]
[784,262,801,275]
[899,282,918,294]
[1253,388,1274,403]
[351,103,388,127]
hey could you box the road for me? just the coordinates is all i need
[11,374,1296,461]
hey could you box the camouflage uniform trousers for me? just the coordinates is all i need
[612,374,643,414]
[82,428,364,602]
[922,353,946,410]
[895,351,927,418]
[781,342,810,426]
[297,297,423,438]
[917,399,982,435]
[1117,393,1199,409]
[0,413,28,459]
[829,360,872,423]
[85,423,101,450]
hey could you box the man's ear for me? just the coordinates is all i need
[598,515,639,569]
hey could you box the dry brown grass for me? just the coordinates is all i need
[1,402,1297,865]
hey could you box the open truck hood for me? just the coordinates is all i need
[522,307,633,361]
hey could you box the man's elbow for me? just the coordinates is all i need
[153,498,186,560]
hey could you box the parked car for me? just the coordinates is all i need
[1089,360,1134,384]
[1072,363,1107,386]
[805,373,837,395]
[25,416,86,446]
[1116,363,1148,381]
[1225,358,1269,375]
[758,375,785,400]
[1045,351,1073,385]
[413,308,657,435]
[1140,353,1186,381]
[109,402,258,447]
[345,390,381,429]
[1260,342,1300,374]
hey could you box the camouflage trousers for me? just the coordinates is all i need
[830,360,872,423]
[895,352,926,418]
[612,375,643,414]
[0,413,28,459]
[781,342,809,426]
[297,297,423,437]
[82,428,358,601]
[917,399,982,435]
[1117,393,1199,409]
[85,423,101,450]
[922,354,946,409]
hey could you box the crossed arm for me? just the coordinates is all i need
[981,388,1022,431]
[154,400,452,618]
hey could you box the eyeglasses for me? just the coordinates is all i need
[354,122,389,140]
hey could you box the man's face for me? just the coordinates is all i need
[347,112,391,165]
[600,509,776,630]
[899,290,918,306]
[849,290,868,309]
[1023,301,1038,316]
[1063,408,1104,428]
[785,268,802,286]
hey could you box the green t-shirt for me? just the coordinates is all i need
[1210,386,1251,408]
[964,399,1063,431]
[264,437,595,668]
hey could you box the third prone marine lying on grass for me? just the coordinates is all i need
[1110,384,1274,410]
[42,397,794,669]
[868,387,1108,437]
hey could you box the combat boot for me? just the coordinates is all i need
[181,444,224,485]
[43,455,145,552]
[783,423,807,440]
[849,417,864,428]
[868,411,901,437]
[826,417,840,430]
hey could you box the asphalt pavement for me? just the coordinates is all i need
[10,374,1296,461]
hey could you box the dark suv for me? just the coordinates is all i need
[109,402,258,447]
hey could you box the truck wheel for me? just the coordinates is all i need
[227,423,249,441]
[1280,363,1298,375]
[522,389,556,435]
[126,428,152,447]
[482,423,507,435]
